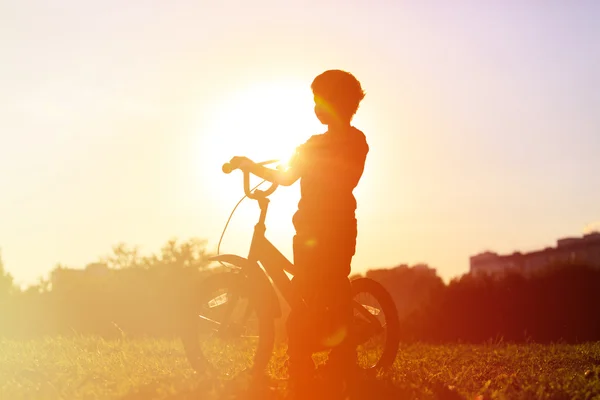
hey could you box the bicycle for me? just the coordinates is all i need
[180,159,400,378]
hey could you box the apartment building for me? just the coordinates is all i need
[470,232,600,277]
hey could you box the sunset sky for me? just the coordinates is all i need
[1,1,599,287]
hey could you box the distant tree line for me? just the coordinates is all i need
[392,263,600,343]
[0,239,213,338]
[1,240,599,343]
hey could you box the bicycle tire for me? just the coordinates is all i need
[351,277,400,371]
[180,271,275,376]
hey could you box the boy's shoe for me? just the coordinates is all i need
[315,358,362,398]
[287,360,319,399]
[287,375,319,400]
[288,376,346,400]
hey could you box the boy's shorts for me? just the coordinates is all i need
[292,216,357,280]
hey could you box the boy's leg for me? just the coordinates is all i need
[316,229,359,386]
[286,268,317,391]
[288,230,357,393]
[323,276,358,378]
[286,306,316,387]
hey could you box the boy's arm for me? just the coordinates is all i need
[232,157,301,186]
[247,163,300,186]
[232,139,311,186]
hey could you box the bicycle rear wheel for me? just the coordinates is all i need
[351,277,400,371]
[180,271,275,377]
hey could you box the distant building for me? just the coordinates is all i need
[470,232,600,277]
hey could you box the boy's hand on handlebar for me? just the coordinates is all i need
[230,156,254,170]
[225,156,292,187]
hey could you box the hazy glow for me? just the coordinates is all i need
[1,1,599,286]
[196,79,321,207]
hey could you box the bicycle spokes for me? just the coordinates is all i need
[362,304,381,316]
[194,286,262,377]
[352,292,388,369]
[197,314,221,329]
[208,293,229,308]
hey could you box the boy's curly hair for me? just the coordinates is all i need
[311,70,365,122]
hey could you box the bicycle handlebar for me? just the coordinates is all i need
[222,159,280,199]
[222,162,235,174]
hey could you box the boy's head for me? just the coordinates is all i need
[311,69,365,126]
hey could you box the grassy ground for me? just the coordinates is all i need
[1,337,599,399]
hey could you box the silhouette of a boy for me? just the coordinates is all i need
[231,69,368,395]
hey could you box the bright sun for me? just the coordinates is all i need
[192,77,373,257]
[205,79,322,166]
[195,78,323,212]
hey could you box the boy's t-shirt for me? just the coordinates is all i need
[289,127,369,236]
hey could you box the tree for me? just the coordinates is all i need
[0,248,16,298]
[159,237,210,269]
[99,238,211,270]
[101,243,142,269]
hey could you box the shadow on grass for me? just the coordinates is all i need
[121,373,467,400]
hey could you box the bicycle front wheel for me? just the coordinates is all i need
[351,277,400,371]
[180,271,275,377]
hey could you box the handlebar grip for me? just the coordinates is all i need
[222,163,234,174]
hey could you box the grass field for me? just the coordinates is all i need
[1,337,599,399]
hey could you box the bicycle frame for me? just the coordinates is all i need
[210,165,381,328]
[248,195,306,304]
[182,161,396,375]
[211,193,306,314]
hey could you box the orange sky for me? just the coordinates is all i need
[1,1,599,286]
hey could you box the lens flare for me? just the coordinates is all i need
[322,325,348,347]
